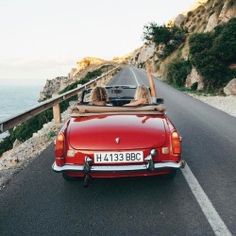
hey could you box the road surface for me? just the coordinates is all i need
[0,66,235,236]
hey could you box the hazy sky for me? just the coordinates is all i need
[0,0,196,85]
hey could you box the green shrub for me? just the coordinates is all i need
[143,23,186,58]
[189,33,213,56]
[212,18,236,63]
[143,23,172,44]
[189,18,236,91]
[166,59,192,87]
[0,135,15,156]
[13,109,53,142]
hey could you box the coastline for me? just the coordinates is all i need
[0,67,117,190]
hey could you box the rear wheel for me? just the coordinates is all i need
[62,172,78,181]
[164,169,177,179]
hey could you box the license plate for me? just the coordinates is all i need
[94,151,143,164]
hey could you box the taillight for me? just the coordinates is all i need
[171,131,181,155]
[55,133,65,166]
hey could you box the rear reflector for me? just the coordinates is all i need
[67,149,75,157]
[162,147,169,154]
[171,131,181,154]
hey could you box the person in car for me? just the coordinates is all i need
[125,62,156,106]
[90,86,108,106]
[124,85,151,106]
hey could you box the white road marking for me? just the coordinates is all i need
[134,66,232,235]
[130,68,140,85]
[181,163,232,236]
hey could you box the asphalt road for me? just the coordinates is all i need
[0,66,236,236]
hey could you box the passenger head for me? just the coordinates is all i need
[91,86,107,105]
[134,85,151,104]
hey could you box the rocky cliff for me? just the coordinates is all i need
[129,0,236,94]
[178,0,236,33]
[38,76,73,102]
[38,57,122,102]
[131,0,236,67]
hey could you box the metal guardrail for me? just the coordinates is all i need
[0,67,120,134]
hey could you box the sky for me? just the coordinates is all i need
[0,0,196,85]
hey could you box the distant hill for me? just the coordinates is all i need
[38,54,130,102]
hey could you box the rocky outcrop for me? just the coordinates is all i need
[38,76,73,102]
[129,43,156,67]
[224,78,236,95]
[76,57,106,73]
[38,57,118,102]
[174,14,186,27]
[204,12,219,32]
[219,0,236,23]
[185,67,204,90]
[68,68,77,79]
[13,139,22,148]
[179,0,236,34]
[129,0,236,77]
[112,55,131,64]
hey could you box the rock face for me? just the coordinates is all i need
[185,67,204,90]
[68,68,77,79]
[204,12,219,32]
[219,0,236,23]
[129,43,156,67]
[38,76,72,102]
[174,14,186,27]
[129,0,236,76]
[76,57,106,73]
[13,139,22,148]
[177,0,236,34]
[224,78,236,95]
[38,57,117,102]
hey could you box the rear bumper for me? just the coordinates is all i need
[52,160,185,173]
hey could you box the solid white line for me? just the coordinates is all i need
[181,163,232,236]
[130,68,140,85]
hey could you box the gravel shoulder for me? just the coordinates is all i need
[187,93,236,118]
[0,110,70,190]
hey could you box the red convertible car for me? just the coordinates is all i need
[52,86,185,186]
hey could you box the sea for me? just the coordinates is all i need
[0,83,43,141]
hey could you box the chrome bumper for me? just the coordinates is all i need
[52,160,185,173]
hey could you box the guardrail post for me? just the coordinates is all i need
[53,103,61,124]
[0,123,3,133]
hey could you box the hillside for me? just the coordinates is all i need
[129,0,236,94]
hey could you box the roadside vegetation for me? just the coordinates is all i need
[143,22,186,58]
[143,18,236,93]
[189,18,236,92]
[0,68,104,156]
[166,59,192,87]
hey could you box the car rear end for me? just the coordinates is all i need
[52,113,185,182]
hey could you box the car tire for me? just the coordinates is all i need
[62,172,78,181]
[165,169,177,179]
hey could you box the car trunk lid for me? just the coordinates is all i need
[68,114,167,150]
